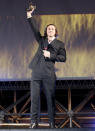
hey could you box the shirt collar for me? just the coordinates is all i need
[48,36,56,44]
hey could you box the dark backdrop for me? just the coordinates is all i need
[0,0,95,80]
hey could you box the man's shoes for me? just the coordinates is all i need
[29,122,38,129]
[50,123,55,128]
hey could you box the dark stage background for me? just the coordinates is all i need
[0,0,95,80]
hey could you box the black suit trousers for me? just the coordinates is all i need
[30,75,56,124]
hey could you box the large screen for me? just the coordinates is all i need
[0,14,95,80]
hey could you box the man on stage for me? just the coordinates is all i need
[27,4,66,128]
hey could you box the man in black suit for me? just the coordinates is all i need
[27,6,66,128]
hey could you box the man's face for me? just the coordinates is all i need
[47,25,56,37]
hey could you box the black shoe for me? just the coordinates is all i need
[29,123,38,129]
[50,123,55,128]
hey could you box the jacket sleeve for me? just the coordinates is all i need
[55,47,66,62]
[50,43,66,62]
[28,17,42,43]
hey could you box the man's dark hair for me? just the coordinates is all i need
[44,24,58,37]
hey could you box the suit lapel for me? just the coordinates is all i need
[50,39,58,48]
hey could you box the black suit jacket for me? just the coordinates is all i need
[28,17,66,70]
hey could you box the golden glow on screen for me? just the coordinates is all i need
[0,14,95,79]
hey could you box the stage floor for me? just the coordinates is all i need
[0,128,95,131]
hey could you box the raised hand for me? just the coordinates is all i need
[27,3,36,18]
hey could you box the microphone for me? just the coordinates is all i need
[43,42,48,50]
